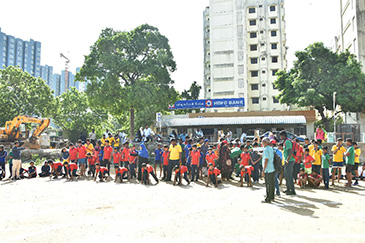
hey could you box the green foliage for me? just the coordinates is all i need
[77,24,178,138]
[176,81,202,114]
[51,87,108,142]
[275,42,365,129]
[0,66,56,126]
[314,116,343,133]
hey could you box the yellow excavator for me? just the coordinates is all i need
[0,115,50,149]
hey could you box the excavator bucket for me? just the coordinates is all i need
[23,140,40,150]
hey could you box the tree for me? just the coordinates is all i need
[51,87,108,142]
[77,24,178,139]
[181,81,202,100]
[0,66,56,126]
[274,42,365,130]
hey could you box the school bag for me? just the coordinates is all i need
[273,152,282,173]
[286,139,299,158]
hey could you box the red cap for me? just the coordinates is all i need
[270,139,277,145]
[222,140,228,144]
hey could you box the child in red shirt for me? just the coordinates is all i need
[48,160,63,179]
[94,163,110,182]
[207,163,221,187]
[303,148,315,175]
[77,140,87,177]
[64,161,79,181]
[114,165,128,183]
[173,165,190,185]
[68,143,78,162]
[87,152,97,177]
[297,168,307,188]
[129,145,138,178]
[121,142,130,168]
[240,145,251,166]
[112,147,121,169]
[190,145,200,182]
[239,164,254,187]
[103,141,113,171]
[141,163,159,185]
[206,147,218,167]
[161,146,170,180]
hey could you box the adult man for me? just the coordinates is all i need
[345,138,355,187]
[226,129,232,143]
[280,131,296,195]
[103,129,109,138]
[167,138,182,181]
[12,141,27,180]
[262,138,275,203]
[196,128,204,139]
[143,126,153,142]
[89,129,96,146]
[331,138,346,185]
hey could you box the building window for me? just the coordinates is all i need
[250,45,258,51]
[271,43,278,50]
[260,30,264,34]
[250,32,257,38]
[259,5,262,8]
[272,69,278,76]
[250,58,258,64]
[272,56,278,63]
[251,71,259,77]
[252,98,259,104]
[270,5,276,11]
[273,97,279,103]
[251,84,259,90]
[260,18,263,21]
[249,20,257,26]
[249,8,256,13]
[262,70,266,74]
[271,31,277,37]
[270,18,276,24]
[263,97,267,101]
[261,57,266,61]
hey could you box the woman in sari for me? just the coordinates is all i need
[218,141,232,181]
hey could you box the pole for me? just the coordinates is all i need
[333,92,337,137]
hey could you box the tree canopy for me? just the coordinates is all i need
[77,24,178,139]
[0,66,56,126]
[51,87,108,142]
[274,42,365,130]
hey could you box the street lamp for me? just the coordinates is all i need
[333,92,337,137]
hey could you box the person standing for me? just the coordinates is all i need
[315,126,325,141]
[103,140,113,172]
[217,141,232,181]
[226,129,232,143]
[353,142,361,186]
[137,142,149,181]
[167,139,182,181]
[345,139,356,188]
[89,129,96,146]
[143,126,153,142]
[12,141,27,180]
[331,138,346,185]
[0,145,8,179]
[262,138,275,203]
[280,131,296,196]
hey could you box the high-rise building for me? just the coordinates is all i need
[52,74,61,97]
[203,0,287,112]
[40,65,53,86]
[334,0,365,72]
[0,27,42,77]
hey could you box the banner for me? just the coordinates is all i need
[168,98,245,110]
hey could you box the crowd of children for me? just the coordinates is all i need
[0,131,362,194]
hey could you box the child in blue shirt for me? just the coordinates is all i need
[154,144,163,177]
[98,148,104,162]
[198,147,204,180]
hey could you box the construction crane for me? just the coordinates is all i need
[60,53,70,90]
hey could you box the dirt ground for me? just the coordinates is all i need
[1,166,365,243]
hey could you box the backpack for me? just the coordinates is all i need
[273,152,282,173]
[286,139,299,157]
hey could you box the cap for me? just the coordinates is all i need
[204,139,209,142]
[270,139,277,145]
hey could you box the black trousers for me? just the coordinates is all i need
[177,172,190,184]
[116,172,127,181]
[265,172,275,201]
[138,157,148,180]
[167,160,179,181]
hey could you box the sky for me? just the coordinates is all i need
[0,0,340,92]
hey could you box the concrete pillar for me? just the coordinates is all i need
[306,121,315,139]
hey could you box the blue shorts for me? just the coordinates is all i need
[78,158,86,165]
[332,162,344,168]
[155,160,161,164]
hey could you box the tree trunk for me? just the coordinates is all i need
[130,107,135,141]
[317,106,330,132]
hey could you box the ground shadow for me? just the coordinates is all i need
[296,194,342,208]
[273,197,318,217]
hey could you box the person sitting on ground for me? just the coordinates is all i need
[28,161,37,179]
[114,165,128,183]
[307,170,323,188]
[94,163,110,182]
[141,163,159,185]
[206,163,221,187]
[297,168,307,189]
[39,161,51,177]
[48,160,63,179]
[19,167,28,179]
[173,165,190,186]
[239,164,254,187]
[63,161,79,181]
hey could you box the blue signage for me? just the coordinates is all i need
[168,98,245,110]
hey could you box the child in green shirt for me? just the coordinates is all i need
[321,146,331,189]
